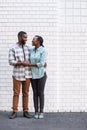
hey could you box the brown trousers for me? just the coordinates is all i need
[12,77,30,112]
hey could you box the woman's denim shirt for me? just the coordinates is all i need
[29,46,47,79]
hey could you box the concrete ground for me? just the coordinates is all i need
[0,111,87,130]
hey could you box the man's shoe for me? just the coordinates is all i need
[23,112,32,118]
[9,112,17,119]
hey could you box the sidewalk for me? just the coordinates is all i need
[0,111,87,130]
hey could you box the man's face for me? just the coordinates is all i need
[19,34,27,45]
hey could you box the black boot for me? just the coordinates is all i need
[9,112,17,119]
[23,112,32,118]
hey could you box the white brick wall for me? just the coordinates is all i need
[0,0,87,112]
[57,0,87,112]
[0,0,58,112]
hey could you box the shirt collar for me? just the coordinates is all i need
[34,46,42,51]
[16,42,27,47]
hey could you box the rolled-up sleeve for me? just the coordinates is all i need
[36,49,47,68]
[8,48,17,66]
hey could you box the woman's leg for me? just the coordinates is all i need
[31,79,38,113]
[38,73,47,113]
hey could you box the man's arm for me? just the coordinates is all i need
[8,48,23,66]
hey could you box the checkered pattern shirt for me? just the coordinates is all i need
[8,43,32,81]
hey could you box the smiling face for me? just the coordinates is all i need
[32,36,39,47]
[18,33,27,45]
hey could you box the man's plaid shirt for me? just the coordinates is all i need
[8,43,32,81]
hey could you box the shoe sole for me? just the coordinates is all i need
[38,116,44,119]
[23,115,32,118]
[9,116,17,119]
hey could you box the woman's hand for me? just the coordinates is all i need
[44,62,47,68]
[22,61,30,66]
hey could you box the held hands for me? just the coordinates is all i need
[16,61,47,67]
[22,61,30,66]
[15,61,30,66]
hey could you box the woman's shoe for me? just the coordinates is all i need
[34,113,39,119]
[38,113,44,119]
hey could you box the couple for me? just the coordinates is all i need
[8,31,47,119]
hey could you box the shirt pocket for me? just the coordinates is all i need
[15,53,23,62]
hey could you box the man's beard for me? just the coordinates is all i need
[21,40,26,45]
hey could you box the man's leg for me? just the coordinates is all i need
[9,77,21,119]
[22,78,32,118]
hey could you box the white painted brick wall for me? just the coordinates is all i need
[0,0,58,112]
[57,0,87,112]
[0,0,87,112]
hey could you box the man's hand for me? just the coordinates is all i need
[15,62,23,66]
[15,61,30,66]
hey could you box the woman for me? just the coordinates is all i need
[24,35,47,119]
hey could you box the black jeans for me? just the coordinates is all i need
[31,73,47,113]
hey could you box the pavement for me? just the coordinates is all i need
[0,111,87,130]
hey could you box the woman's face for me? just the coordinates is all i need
[32,36,39,46]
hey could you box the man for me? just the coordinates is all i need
[8,31,32,119]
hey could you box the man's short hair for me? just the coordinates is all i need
[17,31,27,37]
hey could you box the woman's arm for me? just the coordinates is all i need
[22,61,47,68]
[22,61,37,67]
[22,49,47,67]
[36,49,47,68]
